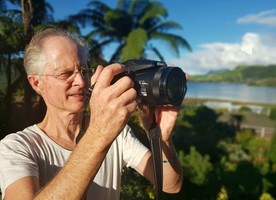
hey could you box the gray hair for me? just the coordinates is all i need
[24,28,90,75]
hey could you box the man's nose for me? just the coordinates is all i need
[73,71,87,86]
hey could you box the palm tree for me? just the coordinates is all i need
[0,0,55,134]
[69,0,191,63]
[0,11,25,133]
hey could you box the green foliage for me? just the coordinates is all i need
[121,168,152,200]
[120,28,148,62]
[218,140,249,165]
[262,178,274,194]
[174,105,235,159]
[179,147,213,185]
[70,0,191,62]
[247,137,270,162]
[266,135,276,166]
[2,1,276,199]
[104,9,132,37]
[236,129,255,148]
[174,105,276,199]
[217,186,229,200]
[221,162,264,198]
[269,107,276,120]
[260,192,275,200]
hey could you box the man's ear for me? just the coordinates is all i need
[28,75,43,94]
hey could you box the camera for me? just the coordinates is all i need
[112,59,187,106]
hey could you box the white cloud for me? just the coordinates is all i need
[171,33,276,75]
[237,9,276,27]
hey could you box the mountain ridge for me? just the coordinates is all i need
[189,64,276,87]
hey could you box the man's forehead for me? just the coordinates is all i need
[43,36,77,50]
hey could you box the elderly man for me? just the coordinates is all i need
[0,28,183,200]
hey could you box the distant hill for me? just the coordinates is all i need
[189,64,276,87]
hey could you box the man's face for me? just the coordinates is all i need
[38,36,90,114]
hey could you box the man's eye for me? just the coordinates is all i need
[58,71,74,79]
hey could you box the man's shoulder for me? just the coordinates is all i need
[0,125,42,150]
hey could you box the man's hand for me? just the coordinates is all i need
[138,104,180,141]
[138,71,188,141]
[88,63,138,147]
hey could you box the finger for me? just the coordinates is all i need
[94,63,125,90]
[126,100,138,113]
[108,76,134,99]
[185,72,189,81]
[114,87,137,107]
[91,65,104,85]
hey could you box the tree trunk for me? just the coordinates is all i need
[21,0,33,43]
[21,0,35,126]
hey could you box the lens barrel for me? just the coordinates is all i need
[151,67,187,106]
[113,60,187,106]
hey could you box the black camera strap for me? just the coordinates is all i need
[148,120,163,200]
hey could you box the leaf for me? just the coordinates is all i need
[120,28,147,62]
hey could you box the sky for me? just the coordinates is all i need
[40,0,276,74]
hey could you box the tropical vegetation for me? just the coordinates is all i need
[0,0,276,199]
[190,64,276,87]
[69,0,191,62]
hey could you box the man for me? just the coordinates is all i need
[0,28,183,200]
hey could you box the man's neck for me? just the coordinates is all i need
[38,109,84,150]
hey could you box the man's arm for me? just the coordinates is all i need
[4,64,137,200]
[4,177,39,200]
[136,104,184,193]
[135,136,183,193]
[4,130,114,200]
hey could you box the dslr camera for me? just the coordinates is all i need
[113,59,187,106]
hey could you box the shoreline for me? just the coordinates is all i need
[184,97,276,107]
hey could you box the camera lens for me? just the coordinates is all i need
[167,69,184,102]
[159,67,187,105]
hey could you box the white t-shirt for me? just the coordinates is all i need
[0,124,148,200]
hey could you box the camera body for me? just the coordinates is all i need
[113,59,187,106]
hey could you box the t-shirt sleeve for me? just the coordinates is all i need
[122,125,149,168]
[0,134,38,197]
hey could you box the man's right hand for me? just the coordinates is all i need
[88,63,138,148]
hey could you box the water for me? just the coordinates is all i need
[186,82,276,105]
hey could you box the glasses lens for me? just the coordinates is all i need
[58,71,75,80]
[81,68,92,78]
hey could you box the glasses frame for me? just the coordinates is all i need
[35,67,93,83]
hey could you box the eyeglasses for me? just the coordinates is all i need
[36,67,93,82]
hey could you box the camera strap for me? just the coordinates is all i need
[148,120,163,200]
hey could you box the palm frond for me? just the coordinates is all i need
[89,38,114,53]
[148,20,182,33]
[151,32,192,56]
[139,6,167,25]
[69,1,110,28]
[87,1,110,11]
[1,9,22,23]
[121,28,147,62]
[69,9,105,28]
[150,46,165,61]
[129,0,148,15]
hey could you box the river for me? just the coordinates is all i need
[186,82,276,105]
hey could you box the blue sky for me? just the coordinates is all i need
[39,0,276,74]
